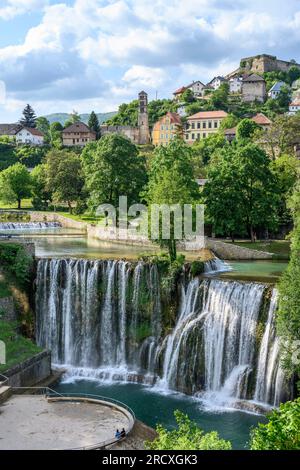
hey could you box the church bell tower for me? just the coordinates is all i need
[138,91,150,144]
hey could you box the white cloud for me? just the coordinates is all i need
[1,0,300,121]
[0,0,48,20]
[0,81,6,104]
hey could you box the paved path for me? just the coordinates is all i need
[0,395,129,450]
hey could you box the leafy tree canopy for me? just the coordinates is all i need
[250,398,300,450]
[45,149,84,213]
[0,162,32,209]
[146,410,232,450]
[81,134,147,209]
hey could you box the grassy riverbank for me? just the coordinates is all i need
[229,240,290,260]
[0,321,42,373]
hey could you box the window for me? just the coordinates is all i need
[185,134,189,140]
[208,121,212,129]
[202,122,206,129]
[203,133,206,138]
[197,122,200,129]
[161,125,164,130]
[214,121,218,128]
[196,134,200,140]
[161,134,164,139]
[192,122,195,129]
[192,133,195,140]
[166,126,168,130]
[166,133,169,139]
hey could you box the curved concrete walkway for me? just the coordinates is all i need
[0,395,130,450]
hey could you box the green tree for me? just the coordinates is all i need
[19,104,37,128]
[182,88,195,104]
[250,398,300,450]
[219,113,240,130]
[31,164,52,210]
[146,410,232,450]
[0,163,32,209]
[145,138,199,261]
[88,111,101,139]
[45,149,84,213]
[49,122,63,148]
[36,117,50,135]
[203,143,279,241]
[278,179,300,377]
[236,118,260,140]
[262,114,300,159]
[64,110,81,128]
[209,83,229,111]
[0,142,17,170]
[271,154,299,225]
[81,134,147,209]
[287,66,300,85]
[16,145,47,168]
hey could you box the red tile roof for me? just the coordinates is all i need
[63,122,95,134]
[290,99,300,106]
[173,86,187,95]
[251,113,272,125]
[187,110,228,120]
[20,127,44,136]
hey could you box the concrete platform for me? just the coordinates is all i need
[0,395,130,450]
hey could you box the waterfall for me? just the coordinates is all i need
[35,258,288,408]
[204,256,232,274]
[0,222,61,230]
[254,290,285,406]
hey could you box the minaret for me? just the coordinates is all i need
[138,91,150,144]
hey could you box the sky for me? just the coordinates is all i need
[0,0,300,122]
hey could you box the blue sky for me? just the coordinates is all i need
[0,0,300,122]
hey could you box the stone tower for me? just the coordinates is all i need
[138,91,150,144]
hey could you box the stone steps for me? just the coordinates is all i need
[0,385,12,404]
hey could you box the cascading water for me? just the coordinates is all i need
[204,256,232,274]
[35,258,289,409]
[0,222,61,230]
[254,290,285,406]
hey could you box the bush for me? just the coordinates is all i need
[190,260,205,276]
[146,410,232,450]
[250,398,300,450]
[0,243,33,287]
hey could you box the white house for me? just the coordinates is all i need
[187,80,206,97]
[207,76,227,90]
[289,99,300,115]
[16,127,44,145]
[229,76,243,93]
[268,81,286,99]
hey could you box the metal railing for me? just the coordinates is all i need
[0,373,9,387]
[10,387,136,450]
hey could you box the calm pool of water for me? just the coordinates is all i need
[55,379,266,450]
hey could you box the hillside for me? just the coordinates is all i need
[44,112,117,125]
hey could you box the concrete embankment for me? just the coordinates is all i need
[2,350,51,387]
[19,211,274,260]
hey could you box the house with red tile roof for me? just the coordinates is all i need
[152,112,182,146]
[16,127,45,145]
[185,110,228,144]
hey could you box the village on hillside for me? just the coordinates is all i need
[1,53,300,152]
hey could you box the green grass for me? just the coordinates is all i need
[56,211,105,225]
[231,240,291,259]
[0,321,42,373]
[0,198,33,210]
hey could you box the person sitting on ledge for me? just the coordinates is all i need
[120,428,126,438]
[115,429,121,439]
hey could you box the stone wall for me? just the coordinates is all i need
[241,54,300,74]
[206,238,272,260]
[29,212,87,230]
[242,81,266,102]
[0,297,17,321]
[3,350,51,387]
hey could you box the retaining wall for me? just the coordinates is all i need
[3,350,51,387]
